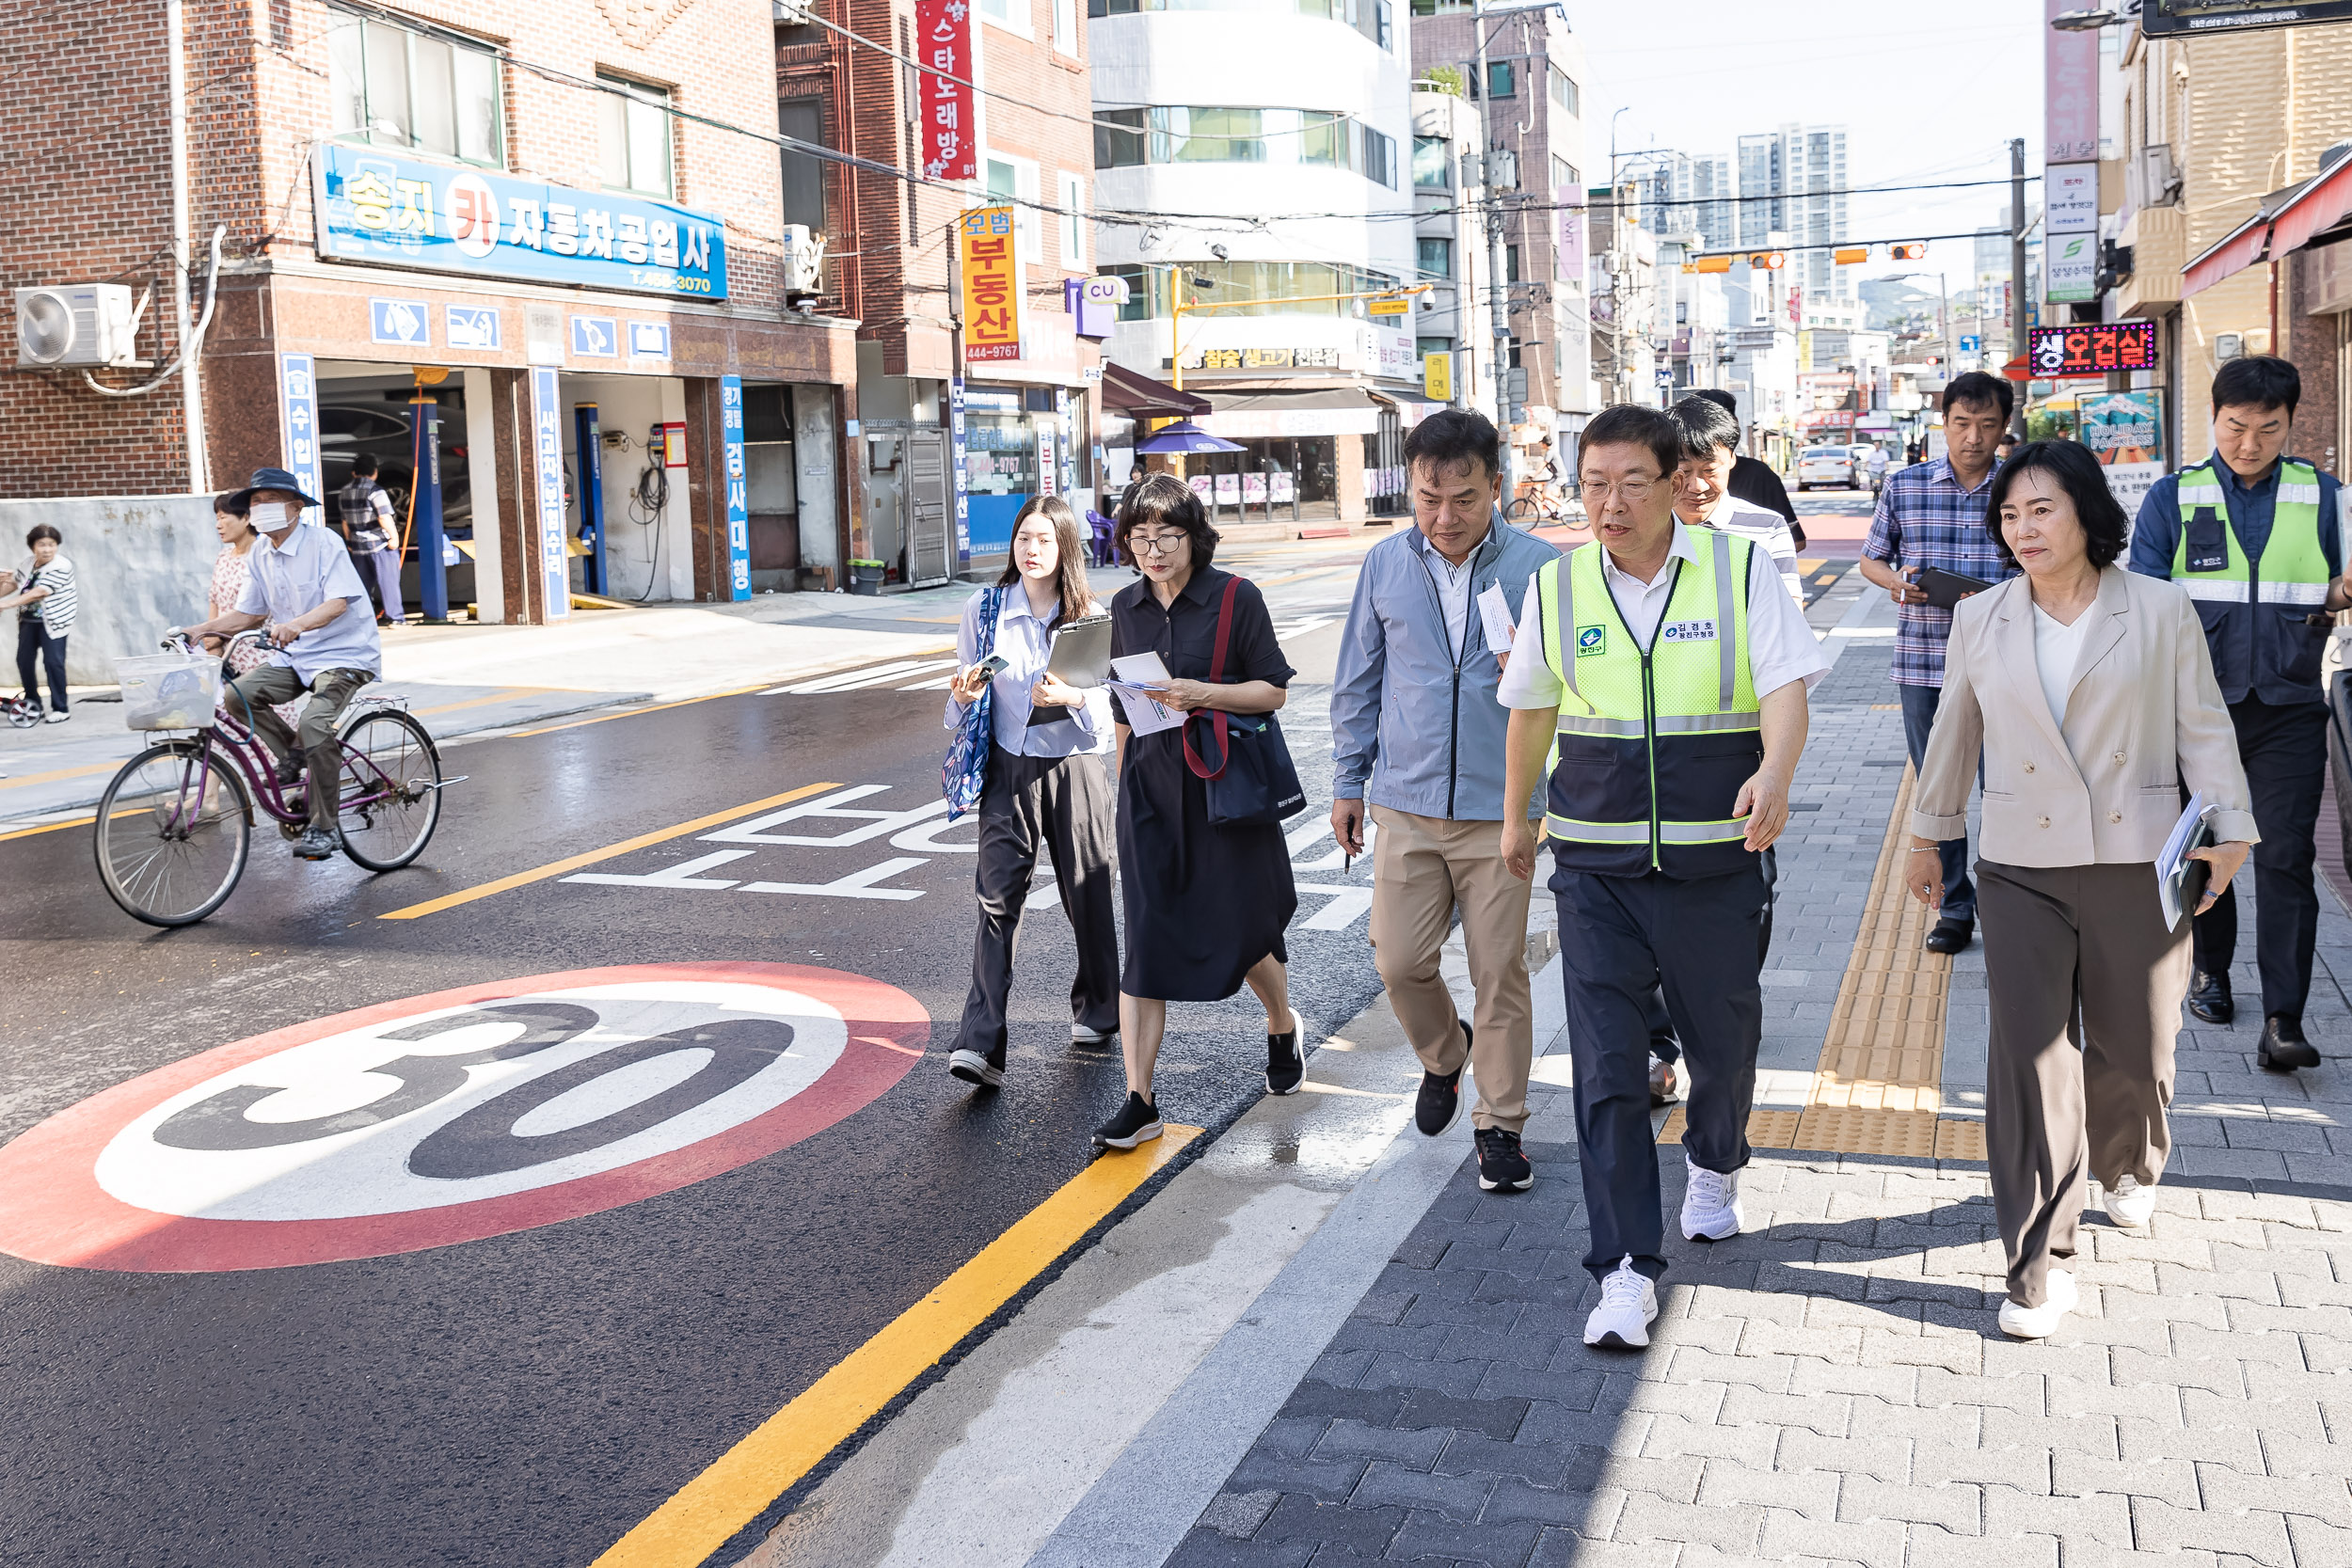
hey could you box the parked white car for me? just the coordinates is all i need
[1795,445,1856,491]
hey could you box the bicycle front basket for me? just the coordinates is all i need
[116,653,224,731]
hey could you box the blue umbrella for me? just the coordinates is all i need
[1133,419,1244,454]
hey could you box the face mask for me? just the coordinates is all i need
[249,501,293,529]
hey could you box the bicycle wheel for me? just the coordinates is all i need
[336,706,442,871]
[1505,497,1539,523]
[94,740,252,927]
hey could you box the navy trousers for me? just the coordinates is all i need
[1555,859,1768,1283]
[2193,696,2328,1021]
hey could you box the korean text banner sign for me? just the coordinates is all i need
[721,376,752,601]
[277,354,326,527]
[2044,0,2100,163]
[961,206,1023,363]
[314,142,728,301]
[917,0,977,182]
[529,368,571,621]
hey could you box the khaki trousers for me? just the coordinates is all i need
[1979,860,2192,1309]
[1369,804,1534,1132]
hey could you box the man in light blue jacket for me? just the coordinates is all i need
[1331,409,1561,1193]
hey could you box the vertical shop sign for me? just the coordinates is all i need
[721,375,752,601]
[277,353,326,526]
[1056,388,1075,495]
[1555,182,1586,284]
[1036,425,1057,497]
[529,367,571,620]
[961,207,1023,362]
[916,0,977,182]
[950,375,971,562]
[2044,0,2101,163]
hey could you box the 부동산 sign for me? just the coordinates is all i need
[314,143,728,301]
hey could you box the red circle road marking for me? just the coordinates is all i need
[0,962,928,1273]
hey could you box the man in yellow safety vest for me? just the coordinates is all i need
[1499,404,1828,1350]
[2129,356,2351,1072]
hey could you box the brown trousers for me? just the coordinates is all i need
[1979,860,2192,1308]
[1370,805,1534,1132]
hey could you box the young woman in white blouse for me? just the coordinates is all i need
[1908,440,2256,1340]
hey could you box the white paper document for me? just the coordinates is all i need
[1107,652,1186,736]
[1476,581,1517,656]
[2155,793,2213,932]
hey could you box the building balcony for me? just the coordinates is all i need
[2116,204,2185,315]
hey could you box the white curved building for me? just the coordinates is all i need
[1089,0,1422,527]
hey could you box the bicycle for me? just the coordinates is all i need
[1505,482,1585,533]
[93,631,448,927]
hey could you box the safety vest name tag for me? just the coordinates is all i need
[1660,618,1718,643]
[2184,506,2229,573]
[1575,625,1607,657]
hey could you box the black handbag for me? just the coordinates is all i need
[1183,576,1308,826]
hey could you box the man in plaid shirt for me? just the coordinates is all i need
[1859,372,2019,955]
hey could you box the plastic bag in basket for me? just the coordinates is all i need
[117,653,224,730]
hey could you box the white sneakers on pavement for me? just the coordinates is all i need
[2104,1174,2156,1228]
[1583,1257,1659,1349]
[1680,1157,1743,1242]
[1997,1269,2077,1339]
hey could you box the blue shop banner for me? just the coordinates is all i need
[314,142,728,301]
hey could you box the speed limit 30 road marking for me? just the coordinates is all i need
[0,961,926,1272]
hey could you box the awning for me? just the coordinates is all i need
[1098,360,1209,418]
[2182,162,2352,297]
[1195,387,1384,439]
[2272,152,2352,257]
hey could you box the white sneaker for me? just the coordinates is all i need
[946,1049,1004,1089]
[1680,1157,1743,1242]
[1583,1258,1659,1349]
[1997,1269,2077,1339]
[1071,1022,1118,1047]
[2104,1174,2156,1228]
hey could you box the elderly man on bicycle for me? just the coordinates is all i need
[179,466,383,861]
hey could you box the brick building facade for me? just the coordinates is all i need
[4,0,856,622]
[779,0,1100,585]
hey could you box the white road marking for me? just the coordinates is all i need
[564,849,759,890]
[1293,882,1375,930]
[738,858,932,901]
[705,786,947,847]
[771,658,961,695]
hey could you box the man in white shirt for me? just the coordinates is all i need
[181,467,383,861]
[1497,404,1828,1351]
[1672,395,1804,606]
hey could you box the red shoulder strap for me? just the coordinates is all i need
[1184,576,1243,781]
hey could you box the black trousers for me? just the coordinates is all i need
[16,620,66,711]
[1554,859,1768,1283]
[1645,848,1774,1066]
[956,745,1121,1063]
[2193,696,2328,1021]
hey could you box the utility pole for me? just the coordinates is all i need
[165,0,207,492]
[2009,135,2027,436]
[1472,2,1517,499]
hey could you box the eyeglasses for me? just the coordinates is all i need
[1129,531,1189,556]
[1581,478,1660,501]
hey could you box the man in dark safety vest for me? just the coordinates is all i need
[2130,356,2350,1071]
[1500,404,1827,1350]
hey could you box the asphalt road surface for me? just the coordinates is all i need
[0,558,1383,1568]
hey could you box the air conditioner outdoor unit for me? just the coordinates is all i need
[2129,145,2181,211]
[15,284,140,370]
[782,225,827,299]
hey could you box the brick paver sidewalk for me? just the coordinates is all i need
[1160,579,2352,1568]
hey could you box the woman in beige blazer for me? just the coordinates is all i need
[1910,440,2255,1340]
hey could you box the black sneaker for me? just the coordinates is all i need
[292,827,340,861]
[1266,1010,1304,1095]
[1475,1127,1533,1192]
[947,1049,1005,1089]
[1092,1090,1164,1150]
[275,756,305,788]
[1414,1023,1468,1137]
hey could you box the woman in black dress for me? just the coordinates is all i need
[1095,475,1303,1149]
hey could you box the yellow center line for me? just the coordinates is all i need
[377,781,842,920]
[593,1128,1202,1568]
[0,760,119,791]
[405,686,565,718]
[501,683,777,738]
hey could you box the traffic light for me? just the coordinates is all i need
[1690,255,1732,274]
[1833,247,1868,265]
[1746,251,1786,270]
[1890,243,1928,261]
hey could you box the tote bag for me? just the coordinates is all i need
[1182,577,1308,826]
[942,585,1006,820]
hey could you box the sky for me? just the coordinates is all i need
[1566,0,2053,298]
